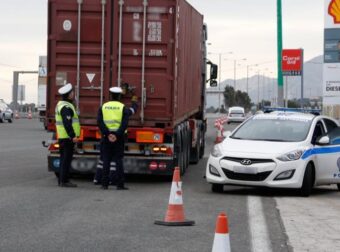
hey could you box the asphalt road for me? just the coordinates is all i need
[1,118,291,251]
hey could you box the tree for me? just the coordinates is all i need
[235,91,251,111]
[223,85,251,110]
[223,86,235,108]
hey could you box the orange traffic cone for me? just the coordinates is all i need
[15,110,20,119]
[212,213,231,252]
[154,167,195,226]
[27,108,32,119]
[215,130,224,144]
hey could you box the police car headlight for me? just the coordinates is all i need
[277,150,304,162]
[211,144,223,158]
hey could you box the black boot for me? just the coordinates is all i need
[117,185,129,190]
[101,185,108,190]
[59,182,78,188]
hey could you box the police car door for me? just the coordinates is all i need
[314,118,340,184]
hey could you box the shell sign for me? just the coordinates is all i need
[329,0,340,23]
[326,0,340,28]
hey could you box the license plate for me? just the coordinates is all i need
[233,166,258,174]
[71,160,96,172]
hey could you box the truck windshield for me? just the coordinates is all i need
[231,117,312,142]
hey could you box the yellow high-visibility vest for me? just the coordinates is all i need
[55,101,80,139]
[102,101,124,131]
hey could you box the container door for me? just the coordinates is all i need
[48,0,112,125]
[112,0,176,127]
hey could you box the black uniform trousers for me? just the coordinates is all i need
[59,139,74,185]
[102,137,125,188]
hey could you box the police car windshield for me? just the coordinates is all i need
[231,116,312,142]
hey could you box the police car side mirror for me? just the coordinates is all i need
[316,136,330,145]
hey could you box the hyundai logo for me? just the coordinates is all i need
[240,159,252,166]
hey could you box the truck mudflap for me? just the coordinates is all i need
[48,154,175,176]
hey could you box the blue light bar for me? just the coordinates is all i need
[263,107,321,115]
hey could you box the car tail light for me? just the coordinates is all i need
[158,162,167,170]
[149,162,158,170]
[160,146,167,152]
[49,143,60,151]
[152,146,160,153]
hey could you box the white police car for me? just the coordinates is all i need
[206,109,340,196]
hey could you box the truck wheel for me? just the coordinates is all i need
[8,116,13,123]
[182,128,188,171]
[337,184,340,191]
[199,130,205,158]
[300,163,314,197]
[0,114,3,123]
[186,129,191,169]
[190,129,200,164]
[212,183,224,193]
[175,128,185,175]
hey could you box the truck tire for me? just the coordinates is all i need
[174,127,185,175]
[300,163,314,197]
[211,183,224,193]
[182,126,188,171]
[8,116,13,123]
[337,184,340,191]
[190,130,200,164]
[186,129,191,169]
[199,129,205,158]
[0,114,3,123]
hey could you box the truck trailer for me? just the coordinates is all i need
[46,0,217,176]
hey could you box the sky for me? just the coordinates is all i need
[0,0,324,104]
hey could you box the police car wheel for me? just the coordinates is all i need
[211,183,224,193]
[300,163,314,197]
[337,184,340,191]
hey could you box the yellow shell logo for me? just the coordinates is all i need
[329,0,340,23]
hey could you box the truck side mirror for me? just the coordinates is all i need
[210,80,218,87]
[210,64,218,80]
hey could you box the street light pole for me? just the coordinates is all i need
[234,60,236,90]
[257,70,260,109]
[218,53,222,112]
[233,58,246,92]
[208,51,232,112]
[246,65,249,94]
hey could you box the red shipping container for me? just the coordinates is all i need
[47,0,205,128]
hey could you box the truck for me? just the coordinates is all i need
[45,0,218,176]
[38,56,47,129]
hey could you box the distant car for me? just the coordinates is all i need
[227,106,245,124]
[0,102,13,123]
[206,110,340,196]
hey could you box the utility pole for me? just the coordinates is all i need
[246,65,249,94]
[257,71,260,109]
[218,53,222,112]
[12,71,39,111]
[277,0,284,107]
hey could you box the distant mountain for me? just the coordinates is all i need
[206,55,323,108]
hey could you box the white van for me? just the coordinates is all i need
[227,106,245,124]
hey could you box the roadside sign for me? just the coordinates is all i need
[282,49,303,76]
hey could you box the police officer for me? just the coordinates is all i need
[97,87,138,190]
[55,83,80,187]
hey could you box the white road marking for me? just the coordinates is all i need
[248,196,272,252]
